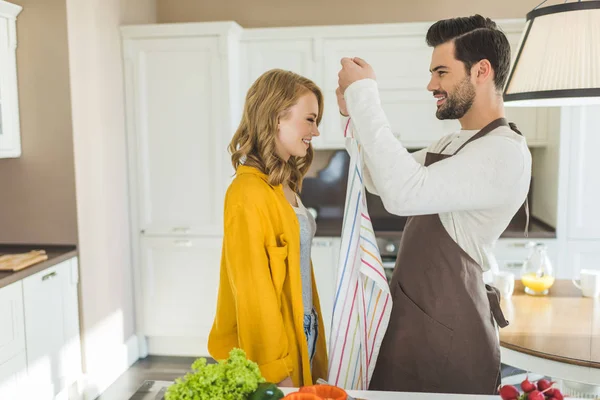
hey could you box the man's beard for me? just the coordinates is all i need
[435,77,476,120]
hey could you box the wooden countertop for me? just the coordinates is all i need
[0,244,78,289]
[500,279,600,368]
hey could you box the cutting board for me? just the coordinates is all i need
[0,250,48,272]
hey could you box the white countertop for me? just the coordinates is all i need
[136,380,587,400]
[281,387,585,399]
[281,388,499,399]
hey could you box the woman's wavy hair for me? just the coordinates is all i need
[229,69,323,193]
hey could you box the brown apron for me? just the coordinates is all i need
[369,118,525,395]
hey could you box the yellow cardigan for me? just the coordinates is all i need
[208,165,328,386]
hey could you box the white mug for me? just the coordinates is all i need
[493,271,515,298]
[573,269,600,298]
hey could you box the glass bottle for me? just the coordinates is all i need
[521,243,555,296]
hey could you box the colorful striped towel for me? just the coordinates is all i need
[327,119,393,390]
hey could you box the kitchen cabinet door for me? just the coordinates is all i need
[0,352,26,399]
[0,3,22,158]
[124,36,228,236]
[311,237,341,345]
[241,39,317,93]
[59,258,82,389]
[240,39,320,145]
[565,241,600,279]
[23,264,67,399]
[565,106,600,240]
[0,281,24,366]
[320,36,458,149]
[140,236,222,356]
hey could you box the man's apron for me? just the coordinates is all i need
[369,118,525,394]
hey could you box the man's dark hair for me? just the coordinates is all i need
[426,15,511,91]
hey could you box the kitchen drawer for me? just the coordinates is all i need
[493,238,558,260]
[140,236,222,342]
[496,258,527,277]
[493,239,559,278]
[0,281,25,365]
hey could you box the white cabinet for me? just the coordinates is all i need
[140,237,222,355]
[552,106,600,279]
[22,258,81,399]
[238,21,555,150]
[320,35,457,149]
[123,35,231,236]
[311,237,341,345]
[239,38,321,147]
[493,239,559,278]
[505,107,553,146]
[565,241,600,277]
[0,1,22,158]
[0,352,26,399]
[0,281,25,366]
[0,281,25,397]
[122,22,244,356]
[58,258,82,394]
[241,39,318,95]
[0,257,81,400]
[564,106,600,240]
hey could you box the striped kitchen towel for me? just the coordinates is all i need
[327,118,393,390]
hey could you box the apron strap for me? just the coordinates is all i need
[486,284,509,328]
[508,122,530,238]
[439,117,530,237]
[451,118,509,156]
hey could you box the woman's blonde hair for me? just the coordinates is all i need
[229,69,324,193]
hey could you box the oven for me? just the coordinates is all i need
[376,234,402,284]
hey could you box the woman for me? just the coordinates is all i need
[208,69,328,387]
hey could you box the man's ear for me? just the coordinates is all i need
[474,59,493,83]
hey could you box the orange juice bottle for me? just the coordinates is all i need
[521,243,554,295]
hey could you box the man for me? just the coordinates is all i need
[336,15,531,394]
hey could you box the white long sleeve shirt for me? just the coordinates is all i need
[343,79,532,272]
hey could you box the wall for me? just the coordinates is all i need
[157,0,541,27]
[65,0,156,397]
[0,0,77,245]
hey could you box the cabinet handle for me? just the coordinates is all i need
[174,240,193,247]
[505,262,523,269]
[42,271,57,281]
[172,227,191,233]
[510,242,538,248]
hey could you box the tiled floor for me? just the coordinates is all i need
[96,358,527,400]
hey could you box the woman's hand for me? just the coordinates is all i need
[278,377,294,387]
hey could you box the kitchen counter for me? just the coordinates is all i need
[131,380,588,399]
[315,214,556,238]
[0,244,78,289]
[500,280,600,368]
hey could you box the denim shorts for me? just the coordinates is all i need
[303,308,318,365]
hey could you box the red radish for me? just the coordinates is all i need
[551,389,564,400]
[527,390,544,400]
[498,384,520,400]
[537,378,556,396]
[521,376,536,393]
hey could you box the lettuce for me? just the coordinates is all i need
[165,348,265,400]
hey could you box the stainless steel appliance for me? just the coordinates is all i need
[376,234,402,284]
